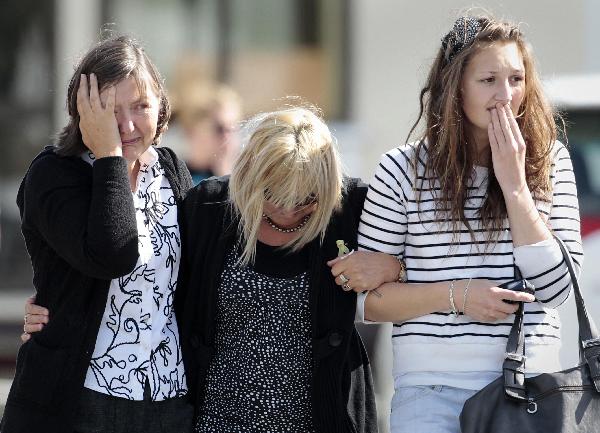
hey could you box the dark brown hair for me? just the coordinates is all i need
[408,16,559,241]
[54,34,170,156]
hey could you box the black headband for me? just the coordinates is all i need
[441,17,483,63]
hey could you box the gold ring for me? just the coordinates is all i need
[339,273,349,284]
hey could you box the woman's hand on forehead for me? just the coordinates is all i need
[77,73,122,159]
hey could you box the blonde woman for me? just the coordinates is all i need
[175,107,386,432]
[329,16,582,433]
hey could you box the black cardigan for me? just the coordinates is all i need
[1,146,192,433]
[175,176,378,433]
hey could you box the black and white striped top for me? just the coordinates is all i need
[358,141,583,388]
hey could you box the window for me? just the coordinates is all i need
[563,110,600,216]
[0,0,54,289]
[104,0,350,119]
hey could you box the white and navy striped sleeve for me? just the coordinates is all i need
[513,142,583,308]
[357,147,410,257]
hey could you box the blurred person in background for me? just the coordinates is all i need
[1,35,193,433]
[174,81,242,185]
[328,15,582,433]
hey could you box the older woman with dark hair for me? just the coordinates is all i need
[1,35,193,433]
[176,107,386,432]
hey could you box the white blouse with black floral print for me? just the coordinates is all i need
[82,147,187,401]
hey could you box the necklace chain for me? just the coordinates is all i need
[262,213,311,233]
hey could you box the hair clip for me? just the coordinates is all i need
[441,16,483,63]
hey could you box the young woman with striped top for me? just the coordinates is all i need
[328,15,582,433]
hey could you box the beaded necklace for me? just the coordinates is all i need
[262,213,311,233]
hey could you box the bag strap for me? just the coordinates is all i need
[502,264,528,401]
[554,235,600,392]
[503,234,600,400]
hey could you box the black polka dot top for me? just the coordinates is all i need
[195,241,316,433]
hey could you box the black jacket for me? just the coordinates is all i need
[175,176,378,433]
[1,146,192,433]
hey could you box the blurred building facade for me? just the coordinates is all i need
[2,0,600,428]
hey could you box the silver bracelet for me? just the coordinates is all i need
[462,278,472,315]
[449,280,459,317]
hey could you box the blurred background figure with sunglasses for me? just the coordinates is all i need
[172,77,243,185]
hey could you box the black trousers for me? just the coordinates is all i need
[72,382,194,433]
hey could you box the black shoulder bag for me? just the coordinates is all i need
[460,235,600,433]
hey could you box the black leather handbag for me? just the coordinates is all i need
[460,235,600,433]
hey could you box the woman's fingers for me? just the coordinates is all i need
[463,281,535,322]
[490,108,507,146]
[489,287,533,316]
[499,289,535,304]
[77,74,90,117]
[487,123,499,152]
[25,301,49,317]
[88,73,101,111]
[104,85,116,112]
[504,104,526,151]
[23,294,49,338]
[26,313,49,325]
[496,104,514,147]
[329,252,358,277]
[495,300,520,316]
[24,293,35,307]
[24,323,44,333]
[334,275,347,286]
[326,255,345,266]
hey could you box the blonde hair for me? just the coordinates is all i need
[229,107,343,265]
[176,82,242,130]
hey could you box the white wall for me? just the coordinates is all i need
[54,0,103,130]
[347,0,593,179]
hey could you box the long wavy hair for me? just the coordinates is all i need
[229,106,343,266]
[407,16,560,241]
